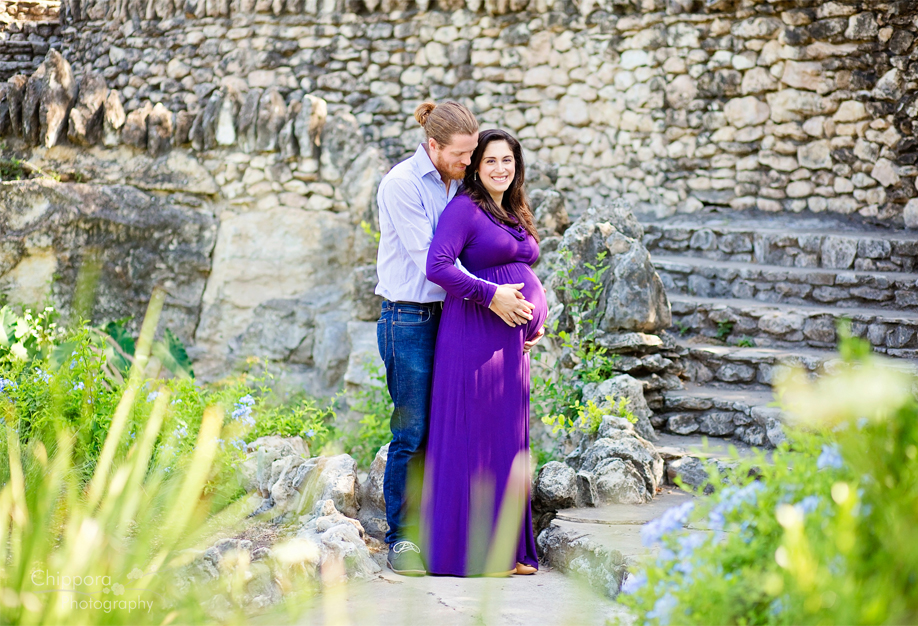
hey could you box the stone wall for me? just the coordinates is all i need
[0,0,62,79]
[39,0,918,225]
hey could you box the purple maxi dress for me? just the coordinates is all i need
[422,193,548,577]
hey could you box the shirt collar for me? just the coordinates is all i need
[413,143,440,181]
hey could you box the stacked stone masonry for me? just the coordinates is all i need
[0,1,62,80]
[0,0,911,224]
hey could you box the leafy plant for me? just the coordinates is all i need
[341,362,394,468]
[736,335,756,348]
[542,396,635,437]
[532,251,620,448]
[619,331,918,625]
[715,320,734,341]
[674,320,691,337]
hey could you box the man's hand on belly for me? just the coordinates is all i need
[489,283,534,327]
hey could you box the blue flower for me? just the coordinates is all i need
[173,425,188,440]
[641,501,695,547]
[706,481,764,531]
[72,381,85,391]
[770,597,786,617]
[230,438,246,451]
[817,444,844,470]
[620,571,646,595]
[146,391,160,403]
[34,368,50,383]
[0,378,15,394]
[306,429,316,438]
[237,394,254,406]
[647,593,678,626]
[794,495,821,516]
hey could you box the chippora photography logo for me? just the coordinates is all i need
[31,567,155,614]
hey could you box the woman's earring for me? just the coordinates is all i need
[474,172,478,180]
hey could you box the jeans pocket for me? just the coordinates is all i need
[393,308,430,326]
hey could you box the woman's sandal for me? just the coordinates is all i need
[513,563,537,575]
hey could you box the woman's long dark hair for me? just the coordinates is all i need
[463,129,540,243]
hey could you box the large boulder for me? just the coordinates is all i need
[549,198,671,335]
[0,180,216,343]
[37,50,78,148]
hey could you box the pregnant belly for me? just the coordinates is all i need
[476,262,548,341]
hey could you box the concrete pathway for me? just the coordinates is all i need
[267,434,752,626]
[274,567,633,626]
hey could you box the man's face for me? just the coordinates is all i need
[429,132,478,181]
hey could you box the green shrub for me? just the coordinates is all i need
[618,334,918,625]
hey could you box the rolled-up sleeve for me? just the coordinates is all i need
[426,200,498,307]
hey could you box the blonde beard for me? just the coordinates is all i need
[431,152,467,182]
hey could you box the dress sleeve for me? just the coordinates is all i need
[426,198,498,307]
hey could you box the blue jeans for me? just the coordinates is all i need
[377,300,441,546]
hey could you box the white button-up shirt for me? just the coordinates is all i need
[376,144,484,303]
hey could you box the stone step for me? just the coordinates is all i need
[670,294,918,357]
[538,487,697,598]
[653,383,785,448]
[643,216,917,273]
[674,338,841,387]
[655,254,918,311]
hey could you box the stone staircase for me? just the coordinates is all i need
[642,211,918,447]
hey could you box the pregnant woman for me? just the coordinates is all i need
[422,129,547,576]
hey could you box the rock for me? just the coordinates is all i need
[821,236,858,269]
[594,332,664,353]
[357,443,387,513]
[67,71,108,146]
[122,101,152,149]
[781,61,831,93]
[833,101,867,122]
[197,89,224,151]
[724,96,769,128]
[237,88,261,153]
[665,456,709,489]
[551,199,670,337]
[296,500,380,580]
[0,180,216,343]
[741,68,777,95]
[574,432,663,501]
[6,75,27,138]
[294,94,328,156]
[173,110,194,146]
[871,158,900,187]
[666,413,699,435]
[665,75,695,109]
[278,101,299,161]
[343,320,383,389]
[215,92,238,147]
[146,103,173,157]
[533,461,577,510]
[315,454,360,518]
[905,199,918,229]
[21,64,44,144]
[798,140,832,169]
[537,521,625,598]
[349,265,383,322]
[767,89,834,123]
[697,411,737,436]
[581,374,655,441]
[102,89,125,147]
[239,435,310,494]
[845,12,877,40]
[873,69,902,101]
[256,87,286,152]
[559,95,588,126]
[35,50,77,148]
[590,457,649,504]
[530,189,570,236]
[126,150,219,195]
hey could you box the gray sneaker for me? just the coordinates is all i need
[387,541,426,576]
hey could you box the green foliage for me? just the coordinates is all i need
[715,320,734,341]
[532,251,624,464]
[736,335,756,348]
[0,294,266,625]
[618,333,918,626]
[341,362,394,468]
[542,396,635,437]
[674,320,691,337]
[0,157,26,181]
[360,220,381,245]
